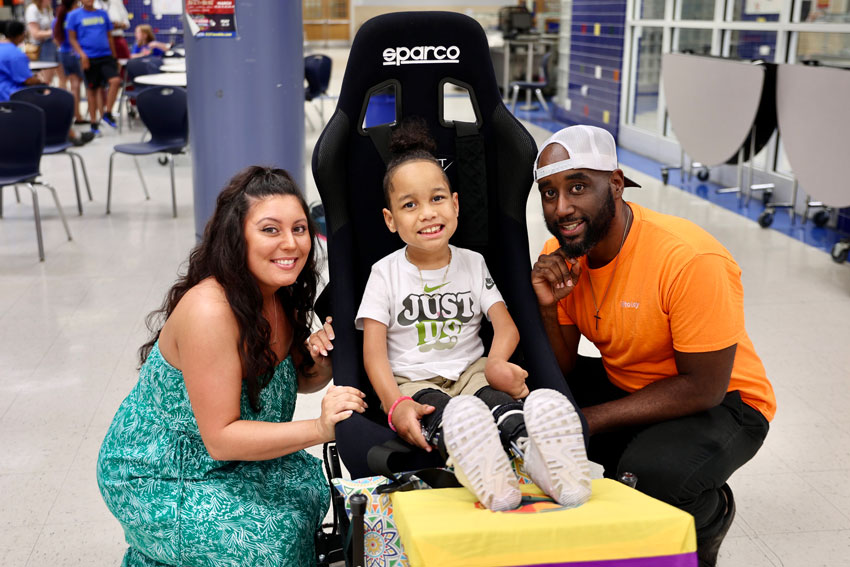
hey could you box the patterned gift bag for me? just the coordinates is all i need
[332,476,428,567]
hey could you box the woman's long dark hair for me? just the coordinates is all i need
[139,166,320,411]
[54,0,75,44]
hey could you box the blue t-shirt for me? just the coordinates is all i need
[0,42,33,102]
[54,17,72,54]
[131,43,165,58]
[66,7,113,58]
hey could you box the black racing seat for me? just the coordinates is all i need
[312,10,586,479]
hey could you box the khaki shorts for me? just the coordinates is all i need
[396,357,489,400]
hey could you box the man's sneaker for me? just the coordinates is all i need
[102,112,117,128]
[521,388,592,508]
[90,123,102,137]
[443,395,521,511]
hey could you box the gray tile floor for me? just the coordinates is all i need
[2,48,850,566]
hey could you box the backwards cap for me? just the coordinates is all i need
[533,125,640,188]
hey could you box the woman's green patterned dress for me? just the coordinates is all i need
[97,342,329,567]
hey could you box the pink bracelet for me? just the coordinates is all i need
[387,396,413,432]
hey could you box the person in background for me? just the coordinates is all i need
[130,24,169,58]
[66,0,120,132]
[105,0,128,60]
[0,19,44,100]
[54,0,86,124]
[0,19,92,145]
[25,0,62,86]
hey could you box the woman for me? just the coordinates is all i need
[54,0,85,123]
[25,0,62,86]
[97,166,365,566]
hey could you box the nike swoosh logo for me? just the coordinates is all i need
[423,282,451,293]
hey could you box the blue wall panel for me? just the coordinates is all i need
[555,0,627,137]
[125,0,184,48]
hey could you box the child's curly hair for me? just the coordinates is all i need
[382,117,449,206]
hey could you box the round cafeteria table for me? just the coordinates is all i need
[134,72,187,87]
[29,61,59,70]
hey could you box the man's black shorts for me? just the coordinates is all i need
[84,56,119,90]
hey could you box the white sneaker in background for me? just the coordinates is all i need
[443,395,521,511]
[521,388,592,508]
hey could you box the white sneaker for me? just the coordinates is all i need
[443,395,521,511]
[521,388,592,508]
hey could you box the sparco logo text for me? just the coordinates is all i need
[382,45,461,66]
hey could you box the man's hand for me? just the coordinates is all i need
[390,399,435,452]
[80,54,90,71]
[485,359,529,399]
[531,248,581,307]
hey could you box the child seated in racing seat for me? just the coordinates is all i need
[353,118,591,511]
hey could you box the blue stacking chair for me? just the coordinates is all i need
[0,101,73,261]
[118,56,163,133]
[11,86,93,215]
[305,54,332,126]
[106,86,188,218]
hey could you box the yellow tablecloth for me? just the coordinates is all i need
[391,479,696,567]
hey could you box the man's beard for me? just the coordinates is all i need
[546,190,616,258]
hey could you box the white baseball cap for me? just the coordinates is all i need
[533,125,640,188]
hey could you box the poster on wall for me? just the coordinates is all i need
[185,0,235,37]
[153,0,182,16]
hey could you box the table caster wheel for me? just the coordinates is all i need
[697,168,709,181]
[661,168,669,185]
[158,156,169,166]
[762,189,773,206]
[832,242,849,264]
[758,210,774,228]
[813,210,830,228]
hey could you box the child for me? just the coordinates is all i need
[130,24,169,59]
[66,0,121,131]
[0,20,44,101]
[354,118,591,511]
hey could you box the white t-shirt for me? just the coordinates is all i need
[25,4,53,42]
[355,245,505,381]
[106,0,129,37]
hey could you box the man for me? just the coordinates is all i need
[67,0,121,133]
[530,125,775,567]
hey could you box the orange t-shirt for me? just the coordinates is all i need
[540,202,776,421]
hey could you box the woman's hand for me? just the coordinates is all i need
[315,385,367,442]
[485,359,530,399]
[306,316,334,370]
[391,399,436,452]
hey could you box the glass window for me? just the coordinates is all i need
[442,83,479,125]
[675,28,713,54]
[631,26,663,133]
[796,32,850,64]
[679,0,716,21]
[730,0,781,22]
[362,84,397,130]
[729,29,777,60]
[639,0,665,19]
[800,1,850,23]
